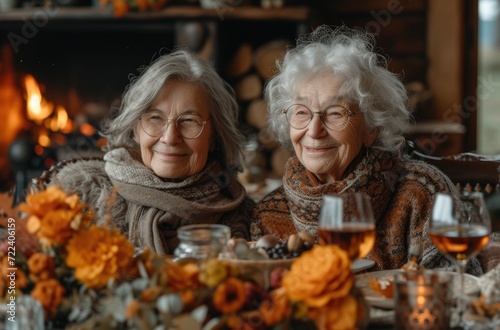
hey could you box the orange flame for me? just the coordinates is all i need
[50,106,69,132]
[24,74,53,123]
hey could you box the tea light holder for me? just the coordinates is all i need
[394,270,453,330]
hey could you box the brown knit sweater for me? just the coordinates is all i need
[251,149,484,276]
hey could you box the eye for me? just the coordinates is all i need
[143,111,166,122]
[325,106,347,119]
[291,105,310,117]
[178,115,202,126]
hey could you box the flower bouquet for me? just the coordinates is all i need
[0,187,368,329]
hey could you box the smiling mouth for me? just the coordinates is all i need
[154,151,187,158]
[304,146,336,152]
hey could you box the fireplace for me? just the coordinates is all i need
[0,22,177,192]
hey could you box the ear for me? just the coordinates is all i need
[363,128,378,147]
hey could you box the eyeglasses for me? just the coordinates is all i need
[140,111,211,139]
[282,103,360,131]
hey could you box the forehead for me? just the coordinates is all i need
[151,80,211,116]
[294,72,344,103]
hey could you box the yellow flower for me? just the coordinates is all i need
[27,252,55,282]
[65,226,135,289]
[212,277,247,314]
[31,279,65,320]
[19,186,88,247]
[199,258,229,288]
[282,245,353,308]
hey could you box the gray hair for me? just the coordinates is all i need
[265,25,412,155]
[101,49,244,170]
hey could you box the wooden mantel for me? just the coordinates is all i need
[0,5,310,22]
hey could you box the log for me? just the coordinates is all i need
[234,74,262,101]
[226,43,253,78]
[258,128,279,150]
[254,40,288,80]
[245,98,269,129]
[270,147,292,177]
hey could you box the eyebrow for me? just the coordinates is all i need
[294,95,345,106]
[146,108,202,116]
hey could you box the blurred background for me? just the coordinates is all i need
[0,0,498,199]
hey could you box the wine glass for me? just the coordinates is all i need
[318,192,376,261]
[429,192,492,326]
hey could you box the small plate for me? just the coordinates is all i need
[351,259,376,273]
[355,270,481,309]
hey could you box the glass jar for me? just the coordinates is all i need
[173,224,231,261]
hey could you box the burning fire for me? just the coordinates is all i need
[23,75,74,136]
[24,74,53,123]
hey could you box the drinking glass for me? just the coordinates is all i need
[429,192,491,326]
[318,192,376,261]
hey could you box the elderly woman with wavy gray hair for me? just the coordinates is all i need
[251,25,484,275]
[50,49,254,255]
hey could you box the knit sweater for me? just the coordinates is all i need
[52,148,254,255]
[251,149,484,276]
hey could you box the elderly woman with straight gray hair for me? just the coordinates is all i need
[50,49,254,255]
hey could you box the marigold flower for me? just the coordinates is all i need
[125,299,140,320]
[65,226,135,289]
[1,257,28,293]
[259,287,292,326]
[213,277,247,314]
[164,259,201,291]
[20,186,89,247]
[282,245,353,308]
[27,252,55,282]
[141,286,163,303]
[311,295,358,330]
[31,279,65,319]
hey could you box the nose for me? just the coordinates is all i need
[307,112,327,137]
[159,120,182,144]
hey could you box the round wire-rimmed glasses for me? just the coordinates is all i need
[282,103,360,131]
[140,111,211,139]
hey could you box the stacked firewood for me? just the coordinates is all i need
[224,40,292,186]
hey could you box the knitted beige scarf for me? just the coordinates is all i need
[105,148,249,255]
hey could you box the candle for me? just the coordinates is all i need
[394,270,452,330]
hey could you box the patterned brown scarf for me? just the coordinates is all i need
[283,148,399,239]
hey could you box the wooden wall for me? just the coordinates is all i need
[314,0,475,156]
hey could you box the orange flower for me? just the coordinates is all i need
[27,253,55,282]
[19,186,88,247]
[1,257,28,294]
[311,295,358,330]
[65,226,135,289]
[164,259,201,291]
[141,286,163,302]
[259,287,292,326]
[282,245,353,308]
[125,299,140,320]
[180,290,196,308]
[31,279,65,319]
[213,277,246,314]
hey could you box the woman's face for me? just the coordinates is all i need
[135,80,214,179]
[290,73,376,182]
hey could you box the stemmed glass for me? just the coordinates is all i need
[429,192,492,326]
[318,192,376,261]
